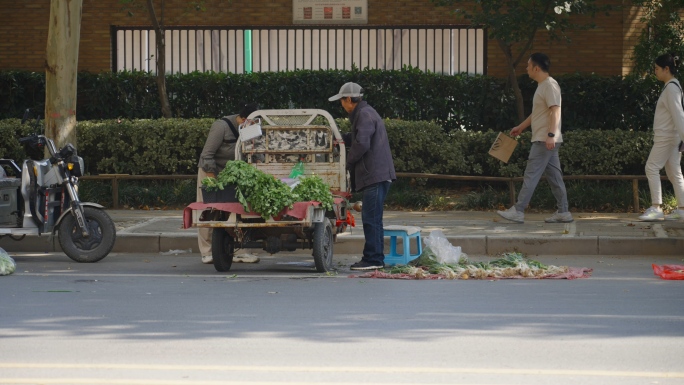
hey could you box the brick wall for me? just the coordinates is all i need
[622,5,647,75]
[0,0,644,77]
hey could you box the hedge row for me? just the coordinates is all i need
[0,118,655,177]
[0,69,663,132]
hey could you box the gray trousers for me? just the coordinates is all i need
[514,142,569,213]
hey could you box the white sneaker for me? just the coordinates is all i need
[545,211,574,223]
[665,209,684,221]
[201,255,213,264]
[639,207,664,221]
[496,206,524,223]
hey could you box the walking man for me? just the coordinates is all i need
[329,82,396,270]
[497,53,573,224]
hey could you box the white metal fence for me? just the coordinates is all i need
[112,25,486,75]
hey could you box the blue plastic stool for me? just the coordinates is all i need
[383,225,423,266]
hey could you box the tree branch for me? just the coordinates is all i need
[512,0,553,67]
[146,0,162,34]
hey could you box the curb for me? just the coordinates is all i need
[2,233,682,256]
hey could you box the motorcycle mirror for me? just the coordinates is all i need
[21,109,30,125]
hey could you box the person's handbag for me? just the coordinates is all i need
[488,132,518,163]
[239,118,262,141]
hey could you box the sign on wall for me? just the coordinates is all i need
[293,0,368,24]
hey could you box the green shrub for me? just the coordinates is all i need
[456,185,509,210]
[0,69,666,132]
[79,179,196,209]
[0,71,46,120]
[0,118,657,178]
[77,118,212,175]
[384,180,432,209]
[0,118,46,165]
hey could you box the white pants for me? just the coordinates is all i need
[196,168,212,257]
[645,139,684,206]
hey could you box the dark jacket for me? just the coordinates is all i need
[344,101,396,191]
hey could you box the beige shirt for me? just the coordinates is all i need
[530,77,563,143]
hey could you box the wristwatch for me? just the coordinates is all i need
[547,132,555,138]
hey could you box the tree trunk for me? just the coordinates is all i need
[497,39,525,124]
[45,0,83,149]
[154,29,171,118]
[147,0,172,118]
[509,65,525,124]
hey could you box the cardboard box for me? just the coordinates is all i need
[488,133,518,163]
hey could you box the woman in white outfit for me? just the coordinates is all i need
[640,53,684,221]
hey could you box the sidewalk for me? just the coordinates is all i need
[2,209,683,256]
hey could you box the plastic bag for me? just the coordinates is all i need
[289,160,305,179]
[239,118,262,141]
[160,248,192,256]
[424,230,463,264]
[280,177,301,190]
[652,264,684,280]
[0,247,16,276]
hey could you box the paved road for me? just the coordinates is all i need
[1,251,683,385]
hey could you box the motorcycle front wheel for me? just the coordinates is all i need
[58,207,117,263]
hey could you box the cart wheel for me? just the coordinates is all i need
[212,228,234,272]
[312,220,334,272]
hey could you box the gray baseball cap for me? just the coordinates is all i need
[328,82,364,101]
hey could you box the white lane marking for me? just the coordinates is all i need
[1,380,413,385]
[1,363,683,379]
[117,217,181,234]
[652,224,668,238]
[0,380,473,385]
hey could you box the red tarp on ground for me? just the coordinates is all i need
[652,264,684,280]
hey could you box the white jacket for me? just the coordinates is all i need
[653,79,684,143]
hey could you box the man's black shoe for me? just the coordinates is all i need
[350,260,384,270]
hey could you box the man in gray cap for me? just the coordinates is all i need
[329,82,396,270]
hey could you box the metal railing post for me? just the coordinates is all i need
[112,176,119,210]
[633,179,639,213]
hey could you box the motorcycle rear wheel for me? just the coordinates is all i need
[58,207,116,263]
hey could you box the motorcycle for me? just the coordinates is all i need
[0,110,116,262]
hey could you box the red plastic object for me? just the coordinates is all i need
[336,211,356,228]
[652,264,684,280]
